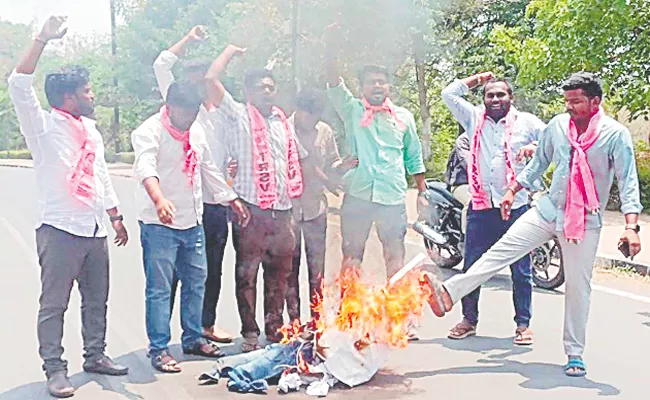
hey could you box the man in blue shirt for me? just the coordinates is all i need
[428,72,642,378]
[441,72,545,344]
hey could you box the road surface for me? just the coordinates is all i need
[0,167,649,399]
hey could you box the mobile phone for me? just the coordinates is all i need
[618,241,631,259]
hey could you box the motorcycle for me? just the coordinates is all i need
[413,179,565,290]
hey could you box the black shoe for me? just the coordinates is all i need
[46,371,75,398]
[83,355,129,376]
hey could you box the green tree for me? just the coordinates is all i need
[496,0,650,119]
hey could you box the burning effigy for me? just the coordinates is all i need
[199,254,434,396]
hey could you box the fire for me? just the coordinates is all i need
[278,266,432,350]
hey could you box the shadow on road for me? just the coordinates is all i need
[333,369,422,400]
[413,336,533,360]
[0,350,150,400]
[0,341,248,400]
[405,357,620,396]
[640,311,650,328]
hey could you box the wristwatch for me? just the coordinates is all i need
[625,224,640,233]
[110,215,124,223]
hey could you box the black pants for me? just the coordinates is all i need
[171,204,229,329]
[232,204,295,340]
[286,214,326,322]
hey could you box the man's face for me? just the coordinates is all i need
[483,82,512,120]
[294,109,320,132]
[247,77,277,113]
[70,83,95,117]
[361,72,390,106]
[168,105,199,131]
[564,89,600,121]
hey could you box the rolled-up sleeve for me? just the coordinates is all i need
[200,145,237,205]
[517,119,555,190]
[326,79,359,121]
[612,128,643,215]
[153,50,178,100]
[131,124,161,183]
[403,114,426,175]
[441,80,476,135]
[7,70,46,139]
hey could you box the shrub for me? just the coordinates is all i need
[115,152,135,164]
[0,149,32,159]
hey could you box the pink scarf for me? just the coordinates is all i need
[563,109,603,243]
[360,97,406,131]
[54,108,96,207]
[247,103,304,210]
[160,106,198,186]
[468,110,517,210]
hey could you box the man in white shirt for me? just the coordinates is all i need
[132,80,250,373]
[7,16,129,398]
[153,25,235,344]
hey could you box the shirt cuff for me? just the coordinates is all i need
[214,190,238,206]
[135,169,160,184]
[621,202,643,215]
[516,175,535,191]
[104,193,120,210]
[156,50,179,66]
[407,164,427,176]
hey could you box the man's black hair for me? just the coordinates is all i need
[166,80,202,110]
[181,59,211,77]
[482,78,514,96]
[295,88,327,116]
[44,65,90,108]
[358,64,390,84]
[562,72,603,99]
[244,69,276,90]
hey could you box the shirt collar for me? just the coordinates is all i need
[51,109,97,128]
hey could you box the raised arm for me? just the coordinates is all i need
[8,16,68,140]
[441,72,494,134]
[203,44,246,108]
[325,23,343,87]
[153,26,206,100]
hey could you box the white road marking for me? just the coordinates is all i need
[591,284,650,304]
[0,215,35,259]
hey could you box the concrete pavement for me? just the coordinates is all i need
[0,166,649,399]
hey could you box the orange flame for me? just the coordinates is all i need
[278,267,432,350]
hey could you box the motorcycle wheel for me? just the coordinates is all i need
[530,237,565,290]
[424,238,463,269]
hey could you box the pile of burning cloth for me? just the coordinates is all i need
[198,254,435,396]
[197,328,386,396]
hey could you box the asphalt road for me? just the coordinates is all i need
[0,166,649,400]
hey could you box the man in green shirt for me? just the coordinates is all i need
[325,26,428,279]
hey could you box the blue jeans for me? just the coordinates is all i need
[462,205,532,327]
[139,222,208,354]
[226,341,310,393]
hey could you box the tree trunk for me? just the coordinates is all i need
[110,0,121,154]
[413,31,432,161]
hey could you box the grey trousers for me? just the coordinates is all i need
[36,224,110,377]
[444,208,601,357]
